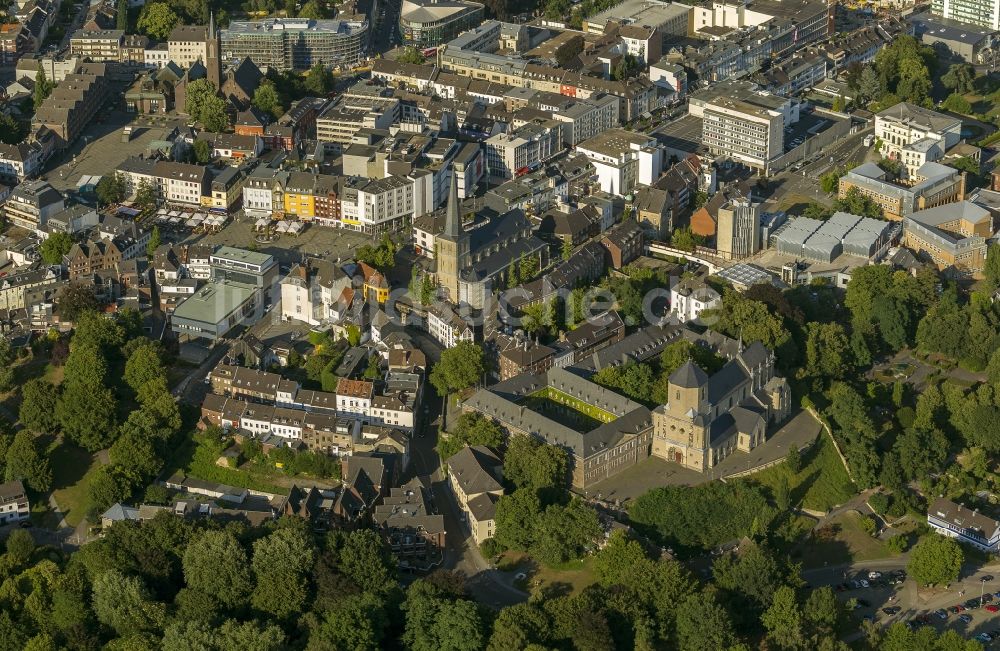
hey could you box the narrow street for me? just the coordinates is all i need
[406,387,527,607]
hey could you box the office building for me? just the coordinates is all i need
[221,18,369,71]
[315,94,400,145]
[875,102,962,178]
[701,98,783,172]
[838,161,966,221]
[483,120,562,181]
[400,0,484,47]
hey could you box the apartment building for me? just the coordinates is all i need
[265,96,328,151]
[931,0,1000,30]
[576,129,661,197]
[280,171,339,223]
[242,166,287,218]
[0,23,31,66]
[339,175,415,233]
[221,18,369,71]
[445,445,502,544]
[0,480,30,525]
[875,102,962,178]
[280,257,351,326]
[484,120,561,181]
[3,179,63,230]
[427,303,475,349]
[15,54,81,83]
[315,94,400,146]
[69,29,123,61]
[168,24,211,69]
[551,94,620,147]
[0,142,43,182]
[156,161,211,207]
[31,63,109,146]
[0,266,61,311]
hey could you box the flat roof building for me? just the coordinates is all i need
[400,0,485,47]
[221,18,369,71]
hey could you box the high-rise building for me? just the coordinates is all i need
[932,0,1000,30]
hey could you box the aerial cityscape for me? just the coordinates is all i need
[0,0,998,647]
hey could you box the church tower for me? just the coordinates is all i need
[435,170,470,302]
[206,10,222,91]
[665,360,709,420]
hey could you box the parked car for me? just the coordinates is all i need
[960,614,973,623]
[976,633,993,642]
[985,593,995,602]
[966,599,981,609]
[984,575,995,582]
[869,571,882,579]
[860,579,870,588]
[985,604,999,613]
[883,607,901,615]
[935,609,948,619]
[949,606,961,614]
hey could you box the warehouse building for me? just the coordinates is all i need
[773,212,893,263]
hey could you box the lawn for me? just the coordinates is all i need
[48,439,102,528]
[168,431,289,495]
[746,432,857,512]
[499,550,598,596]
[798,511,893,569]
[522,386,617,428]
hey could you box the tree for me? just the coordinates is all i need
[831,94,846,112]
[199,94,229,132]
[95,173,126,206]
[494,489,541,551]
[0,113,25,145]
[184,79,217,121]
[984,244,1000,290]
[5,528,35,564]
[675,592,740,651]
[397,47,426,65]
[192,138,212,164]
[135,180,158,212]
[942,63,975,94]
[671,227,702,252]
[304,63,333,95]
[429,341,484,396]
[124,343,166,394]
[33,67,52,109]
[162,620,287,651]
[116,0,128,30]
[252,80,282,118]
[88,464,138,512]
[251,527,316,620]
[137,2,179,40]
[182,530,253,609]
[834,186,884,220]
[437,412,504,462]
[762,585,805,650]
[530,499,601,566]
[907,535,963,586]
[858,65,882,105]
[19,379,59,433]
[432,599,486,651]
[803,322,852,380]
[307,593,387,651]
[298,0,327,18]
[561,237,573,261]
[91,569,165,636]
[5,431,51,492]
[785,446,802,473]
[39,232,72,265]
[503,435,567,492]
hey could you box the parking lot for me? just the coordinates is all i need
[830,566,1000,644]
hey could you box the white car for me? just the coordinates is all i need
[869,571,882,579]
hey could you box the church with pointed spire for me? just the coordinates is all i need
[650,339,790,472]
[430,165,547,307]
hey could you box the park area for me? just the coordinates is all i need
[498,550,598,596]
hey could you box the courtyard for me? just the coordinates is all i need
[520,386,616,432]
